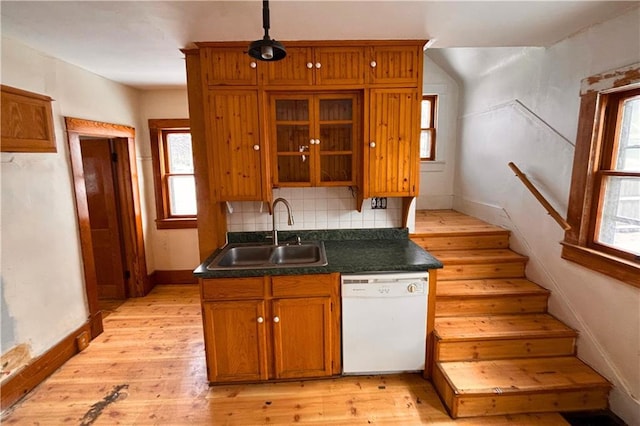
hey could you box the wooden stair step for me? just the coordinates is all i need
[414,210,507,234]
[432,249,528,280]
[437,279,550,298]
[434,314,577,361]
[411,230,510,250]
[433,357,611,418]
[435,314,576,340]
[436,279,549,317]
[432,249,528,265]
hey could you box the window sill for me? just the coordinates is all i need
[156,218,197,230]
[561,242,640,288]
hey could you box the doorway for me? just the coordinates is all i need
[65,117,149,338]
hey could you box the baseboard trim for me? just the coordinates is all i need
[1,320,92,412]
[150,269,197,285]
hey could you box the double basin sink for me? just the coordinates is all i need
[206,241,327,271]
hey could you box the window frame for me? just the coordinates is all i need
[148,118,197,229]
[562,63,640,288]
[420,94,437,161]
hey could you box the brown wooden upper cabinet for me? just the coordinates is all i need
[201,47,259,86]
[270,92,360,187]
[263,46,366,86]
[365,88,421,197]
[368,45,423,86]
[205,89,267,201]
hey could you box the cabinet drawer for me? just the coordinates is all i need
[271,274,337,298]
[202,277,265,300]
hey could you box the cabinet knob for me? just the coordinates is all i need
[253,144,260,151]
[315,62,321,69]
[309,138,315,145]
[307,62,313,69]
[315,139,320,145]
[250,61,257,69]
[370,61,377,68]
[370,141,376,148]
[407,283,417,293]
[273,316,280,323]
[257,316,264,323]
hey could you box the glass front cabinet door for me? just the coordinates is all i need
[270,93,360,187]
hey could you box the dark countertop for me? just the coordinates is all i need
[193,228,443,279]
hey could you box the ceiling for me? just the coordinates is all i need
[1,1,637,90]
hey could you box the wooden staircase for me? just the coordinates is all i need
[412,210,611,419]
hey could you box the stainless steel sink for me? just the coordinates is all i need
[272,244,323,265]
[206,241,327,270]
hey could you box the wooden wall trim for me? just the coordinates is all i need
[150,270,198,285]
[65,117,134,138]
[1,320,91,412]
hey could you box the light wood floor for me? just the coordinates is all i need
[2,284,569,425]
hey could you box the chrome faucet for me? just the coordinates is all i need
[272,198,294,246]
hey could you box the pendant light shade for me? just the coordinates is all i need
[248,0,286,61]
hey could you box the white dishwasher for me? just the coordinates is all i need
[341,271,429,374]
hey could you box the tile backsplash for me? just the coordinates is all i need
[226,187,401,232]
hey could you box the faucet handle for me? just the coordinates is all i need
[282,235,301,245]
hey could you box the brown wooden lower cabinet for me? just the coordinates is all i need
[200,273,341,383]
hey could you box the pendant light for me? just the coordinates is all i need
[248,0,286,61]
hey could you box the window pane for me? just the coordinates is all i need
[168,175,197,216]
[421,99,432,127]
[166,133,193,173]
[319,99,352,121]
[615,96,640,172]
[320,154,352,182]
[420,130,432,159]
[597,176,640,255]
[276,99,309,121]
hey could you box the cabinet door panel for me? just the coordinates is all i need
[207,90,264,200]
[263,47,314,86]
[315,47,365,86]
[203,300,268,382]
[368,89,419,196]
[202,48,258,86]
[369,45,421,86]
[272,297,332,379]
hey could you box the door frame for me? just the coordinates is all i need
[65,117,149,338]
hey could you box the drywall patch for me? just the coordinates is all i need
[0,343,31,383]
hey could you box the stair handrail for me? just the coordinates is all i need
[508,162,571,231]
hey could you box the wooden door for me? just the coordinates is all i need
[80,138,126,299]
[202,300,268,382]
[315,47,365,86]
[367,88,419,197]
[201,48,258,86]
[271,297,332,379]
[369,45,421,86]
[263,47,314,86]
[207,90,265,200]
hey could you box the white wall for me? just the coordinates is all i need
[417,54,459,210]
[442,7,640,424]
[0,37,142,358]
[138,89,199,271]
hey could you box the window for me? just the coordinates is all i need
[420,95,437,161]
[562,64,640,287]
[149,119,197,229]
[593,89,640,257]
